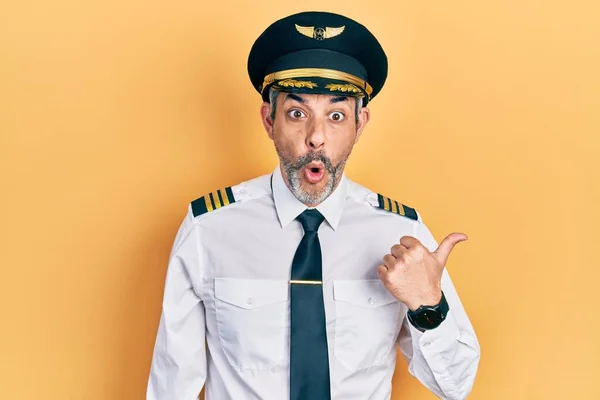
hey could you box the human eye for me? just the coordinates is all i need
[329,111,345,122]
[287,109,306,119]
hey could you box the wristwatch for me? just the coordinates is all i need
[407,291,449,331]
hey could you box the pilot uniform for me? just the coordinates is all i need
[147,10,480,400]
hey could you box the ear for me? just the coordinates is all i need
[260,101,275,140]
[354,104,370,144]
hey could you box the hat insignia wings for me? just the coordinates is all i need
[295,24,345,40]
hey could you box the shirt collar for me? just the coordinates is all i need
[271,165,348,231]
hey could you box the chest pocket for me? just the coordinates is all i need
[333,279,402,371]
[214,278,289,371]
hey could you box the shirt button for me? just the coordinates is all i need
[368,297,375,305]
[246,297,254,305]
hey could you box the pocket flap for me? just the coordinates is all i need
[214,278,288,309]
[333,279,398,308]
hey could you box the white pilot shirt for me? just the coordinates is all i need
[147,166,480,400]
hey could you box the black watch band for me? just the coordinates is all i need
[407,291,449,331]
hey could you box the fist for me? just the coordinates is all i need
[377,233,468,311]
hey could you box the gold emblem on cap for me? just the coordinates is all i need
[325,83,362,94]
[295,24,345,40]
[277,79,318,89]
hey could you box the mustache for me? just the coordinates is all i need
[290,152,334,173]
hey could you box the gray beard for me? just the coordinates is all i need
[277,147,349,205]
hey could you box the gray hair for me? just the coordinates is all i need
[268,88,363,124]
[269,88,280,121]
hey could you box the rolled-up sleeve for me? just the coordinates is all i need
[147,205,207,400]
[396,217,480,400]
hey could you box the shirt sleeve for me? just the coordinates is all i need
[396,216,480,400]
[147,205,207,400]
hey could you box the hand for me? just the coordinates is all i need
[377,233,468,311]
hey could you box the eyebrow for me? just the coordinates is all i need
[284,93,305,103]
[330,96,349,104]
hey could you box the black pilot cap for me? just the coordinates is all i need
[247,11,388,105]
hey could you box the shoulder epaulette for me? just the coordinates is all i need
[191,186,236,217]
[376,193,419,221]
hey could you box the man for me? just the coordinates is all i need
[147,11,480,400]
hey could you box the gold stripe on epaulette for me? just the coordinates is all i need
[398,202,406,217]
[191,186,236,218]
[390,199,398,214]
[376,193,419,221]
[220,189,230,206]
[212,192,222,208]
[204,195,213,212]
[382,196,390,211]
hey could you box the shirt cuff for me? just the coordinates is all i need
[408,309,461,354]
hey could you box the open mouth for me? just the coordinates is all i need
[304,162,325,184]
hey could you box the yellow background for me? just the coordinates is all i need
[1,0,599,398]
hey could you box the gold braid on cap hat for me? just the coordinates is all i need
[261,68,373,99]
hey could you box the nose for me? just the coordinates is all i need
[306,118,325,150]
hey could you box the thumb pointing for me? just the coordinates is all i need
[433,232,468,267]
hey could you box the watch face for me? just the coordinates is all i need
[414,309,443,329]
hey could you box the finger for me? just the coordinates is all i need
[377,265,389,280]
[383,254,397,267]
[433,232,468,267]
[390,244,408,257]
[399,235,421,249]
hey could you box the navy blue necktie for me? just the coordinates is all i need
[290,209,331,400]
